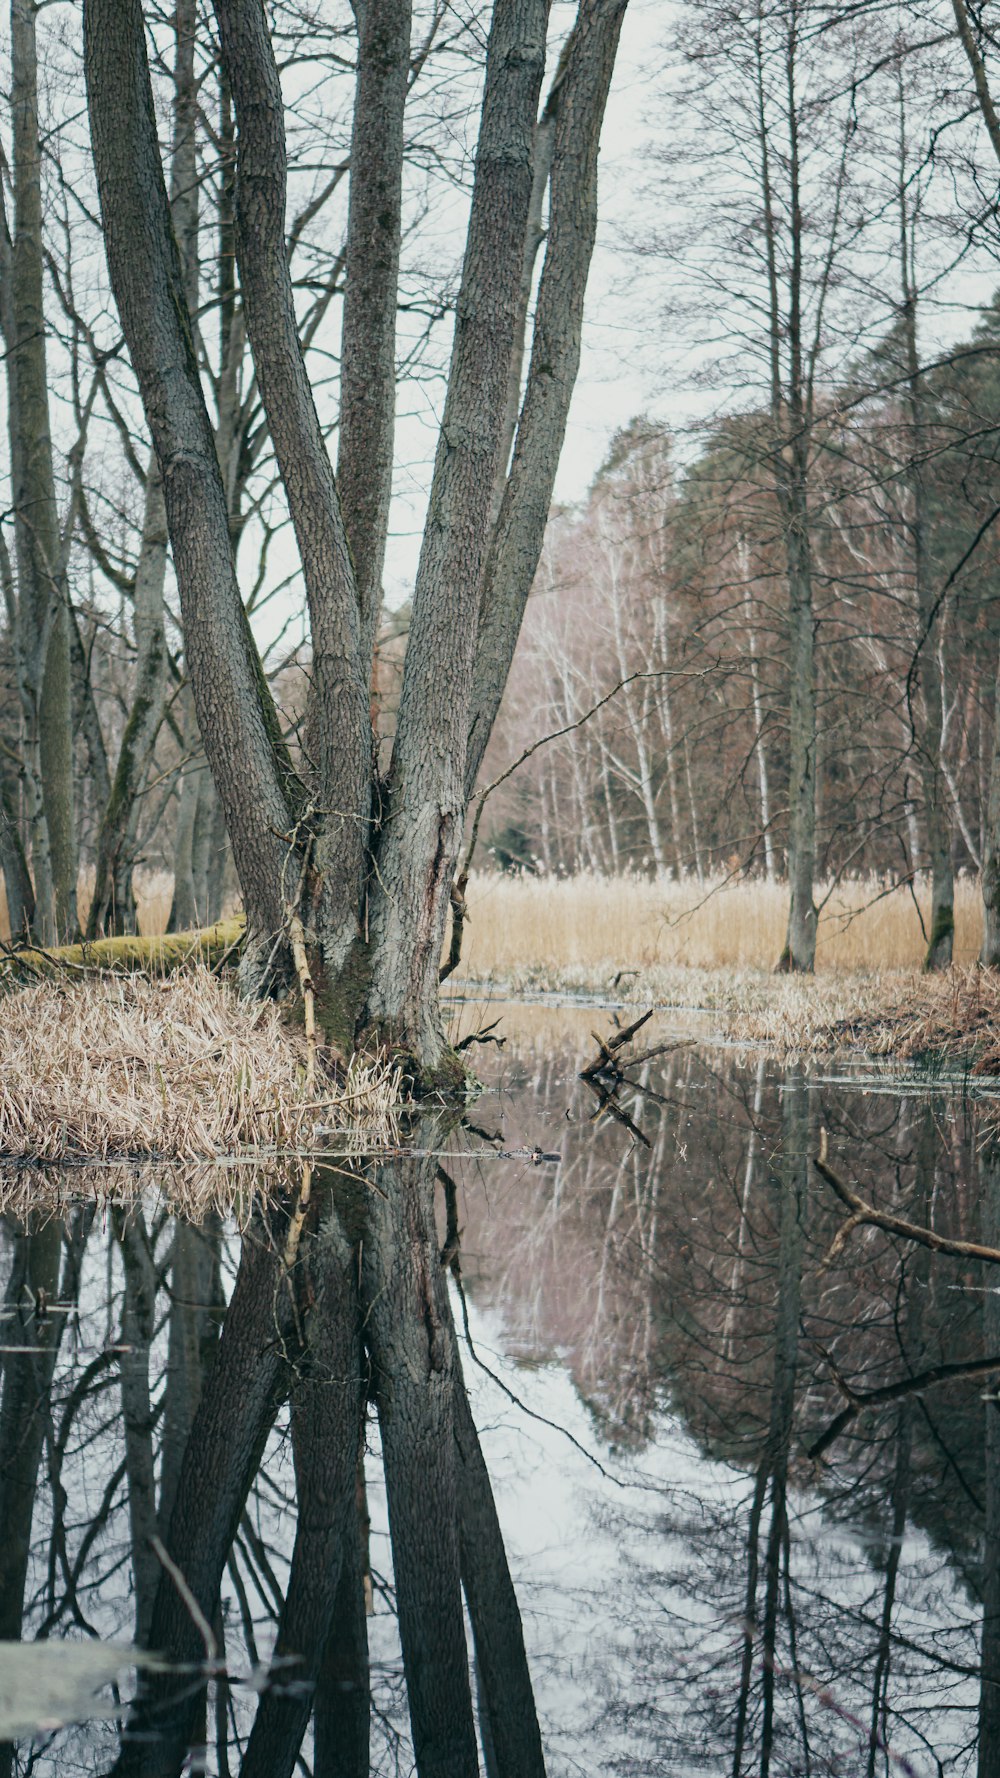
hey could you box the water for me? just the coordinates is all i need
[2,1008,999,1776]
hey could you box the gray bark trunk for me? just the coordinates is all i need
[466,0,628,797]
[362,0,550,1070]
[88,465,169,937]
[777,466,817,971]
[898,179,953,970]
[337,0,412,663]
[0,764,34,941]
[213,0,372,978]
[773,23,816,972]
[6,0,77,941]
[85,0,305,984]
[983,654,1000,966]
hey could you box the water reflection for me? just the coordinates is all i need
[2,1022,1000,1775]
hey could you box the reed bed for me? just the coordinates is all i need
[452,870,984,983]
[0,967,399,1163]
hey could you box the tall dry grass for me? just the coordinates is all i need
[0,968,398,1163]
[451,870,984,982]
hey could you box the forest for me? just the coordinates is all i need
[6,0,1000,1009]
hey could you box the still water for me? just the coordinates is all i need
[2,1006,1000,1777]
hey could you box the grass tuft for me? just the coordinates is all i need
[0,967,398,1165]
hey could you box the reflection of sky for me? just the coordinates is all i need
[432,1294,980,1778]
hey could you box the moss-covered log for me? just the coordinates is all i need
[0,916,245,980]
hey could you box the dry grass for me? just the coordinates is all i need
[451,869,984,982]
[447,969,1000,1073]
[0,967,399,1164]
[645,967,1000,1065]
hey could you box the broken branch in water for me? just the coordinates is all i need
[813,1126,1000,1268]
[808,1352,1000,1460]
[454,1018,506,1053]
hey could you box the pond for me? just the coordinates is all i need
[2,1006,999,1777]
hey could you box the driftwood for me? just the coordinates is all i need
[578,1011,693,1147]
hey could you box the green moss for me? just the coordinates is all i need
[1,916,245,980]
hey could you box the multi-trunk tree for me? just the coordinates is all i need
[84,0,627,1081]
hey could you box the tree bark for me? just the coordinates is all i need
[84,0,304,988]
[897,128,953,970]
[466,0,628,797]
[213,0,372,981]
[337,0,412,663]
[774,13,816,972]
[361,0,550,1071]
[984,663,1000,965]
[87,465,169,937]
[6,0,77,941]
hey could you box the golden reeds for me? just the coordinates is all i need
[0,967,398,1164]
[450,870,984,983]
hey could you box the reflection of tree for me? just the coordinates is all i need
[5,1041,1000,1775]
[979,1128,1000,1778]
[0,1207,92,1778]
[458,1033,994,1772]
[0,1123,544,1778]
[731,1067,806,1778]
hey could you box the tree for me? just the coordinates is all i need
[83,0,626,1080]
[951,0,1000,966]
[0,0,79,942]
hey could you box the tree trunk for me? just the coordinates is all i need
[88,466,169,937]
[897,154,953,970]
[213,0,372,984]
[337,0,412,664]
[776,470,817,971]
[85,0,304,987]
[6,0,77,942]
[983,654,1000,966]
[0,766,35,942]
[361,0,550,1071]
[466,0,628,796]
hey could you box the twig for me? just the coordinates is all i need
[150,1535,218,1663]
